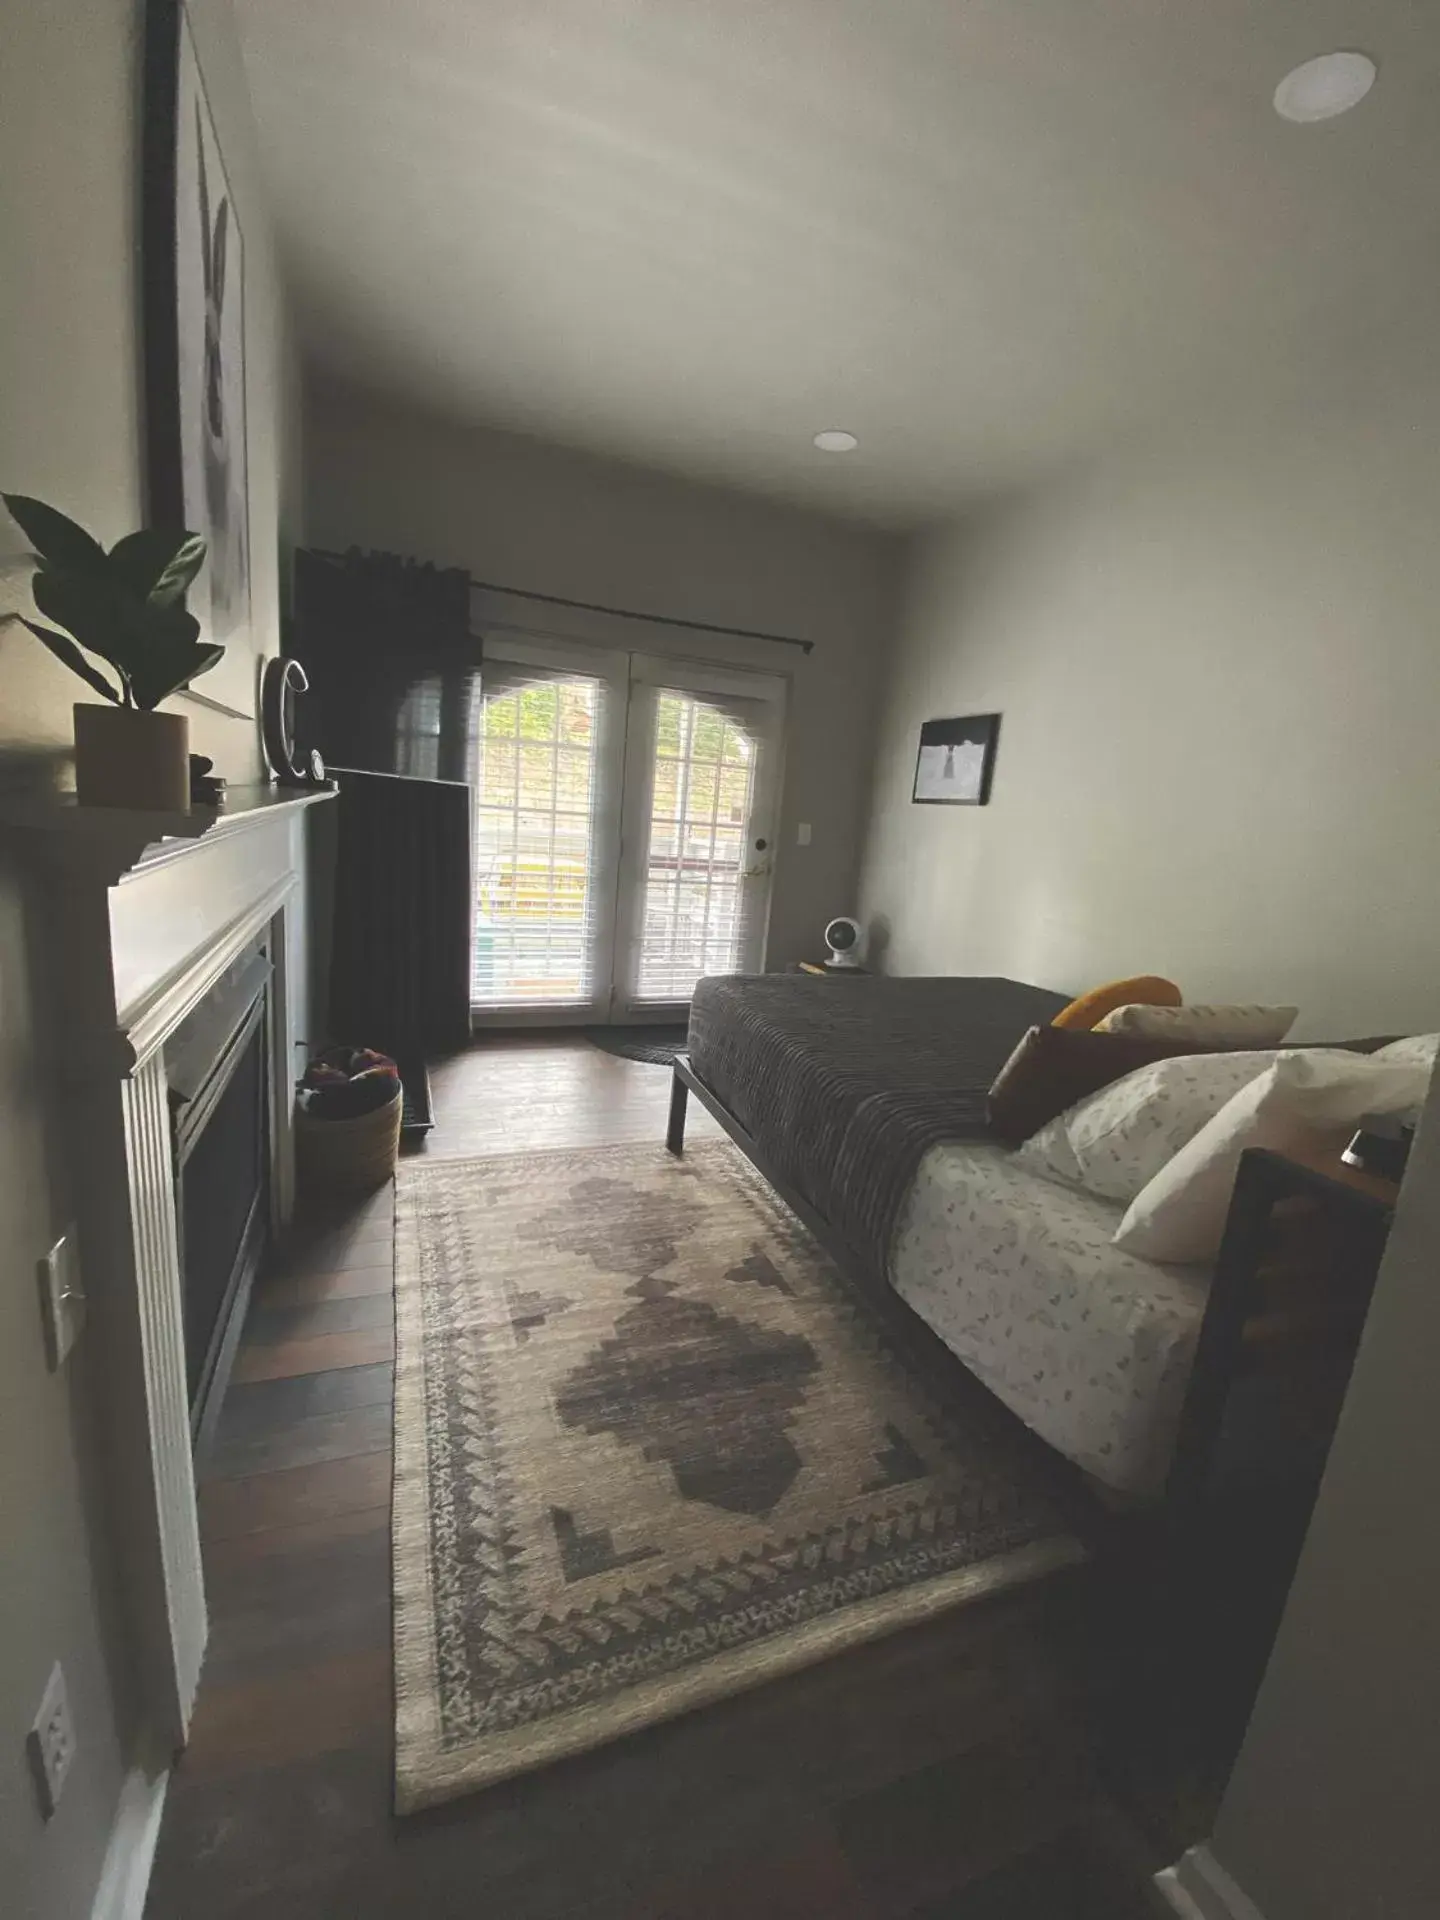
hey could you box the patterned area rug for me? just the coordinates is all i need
[392,1140,1084,1811]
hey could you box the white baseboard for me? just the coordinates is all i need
[1155,1845,1269,1920]
[91,1764,169,1920]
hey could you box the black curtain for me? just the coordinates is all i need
[327,768,473,1057]
[292,548,478,1058]
[292,547,476,778]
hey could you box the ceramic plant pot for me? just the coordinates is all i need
[73,703,191,812]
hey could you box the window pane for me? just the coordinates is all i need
[473,674,601,1009]
[636,692,759,1003]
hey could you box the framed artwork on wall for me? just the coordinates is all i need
[143,0,253,710]
[912,713,1001,806]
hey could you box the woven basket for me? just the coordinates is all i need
[295,1088,402,1196]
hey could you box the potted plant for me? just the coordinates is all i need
[3,492,219,811]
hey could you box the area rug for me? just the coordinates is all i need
[392,1140,1084,1811]
[581,1024,689,1065]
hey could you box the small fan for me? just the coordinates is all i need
[824,916,864,968]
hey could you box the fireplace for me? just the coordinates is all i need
[166,939,272,1445]
[0,782,334,1752]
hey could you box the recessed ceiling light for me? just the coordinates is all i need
[1273,50,1377,122]
[813,429,858,453]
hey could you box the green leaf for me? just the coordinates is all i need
[126,605,221,710]
[6,497,219,707]
[129,642,222,710]
[2,494,108,575]
[19,619,123,703]
[32,568,133,666]
[148,533,207,608]
[108,528,206,607]
[180,642,223,688]
[141,600,202,651]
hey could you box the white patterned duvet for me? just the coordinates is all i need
[890,1143,1211,1496]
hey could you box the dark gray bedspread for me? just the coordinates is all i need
[687,974,1070,1283]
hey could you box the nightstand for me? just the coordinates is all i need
[790,961,870,976]
[1167,1143,1399,1507]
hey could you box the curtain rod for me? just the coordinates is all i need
[468,577,814,654]
[304,549,814,654]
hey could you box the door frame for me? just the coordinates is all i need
[469,633,629,1029]
[469,637,788,1029]
[609,654,787,1023]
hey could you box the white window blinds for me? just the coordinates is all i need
[470,663,613,1011]
[629,687,774,1005]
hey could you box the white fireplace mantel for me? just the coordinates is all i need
[1,783,335,1756]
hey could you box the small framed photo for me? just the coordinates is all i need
[912,713,1001,806]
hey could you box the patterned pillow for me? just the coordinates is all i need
[1095,1003,1298,1047]
[1370,1033,1439,1071]
[1115,1050,1434,1263]
[1014,1050,1277,1204]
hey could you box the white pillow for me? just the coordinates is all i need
[1114,1050,1433,1264]
[1014,1050,1277,1204]
[1095,1003,1299,1047]
[1370,1033,1439,1071]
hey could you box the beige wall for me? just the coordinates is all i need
[862,373,1440,1912]
[0,3,291,1913]
[303,373,900,972]
[858,379,1440,1038]
[1204,1061,1440,1920]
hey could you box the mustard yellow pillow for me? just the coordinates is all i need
[1051,975,1182,1033]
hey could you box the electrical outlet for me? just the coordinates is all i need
[797,821,812,846]
[38,1231,85,1369]
[27,1663,75,1820]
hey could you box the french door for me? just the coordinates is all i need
[470,640,785,1024]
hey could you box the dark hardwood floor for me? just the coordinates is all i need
[146,1035,1167,1919]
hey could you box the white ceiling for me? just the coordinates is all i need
[235,0,1440,525]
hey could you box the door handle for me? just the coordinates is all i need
[742,834,772,879]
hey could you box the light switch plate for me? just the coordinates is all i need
[797,822,812,846]
[38,1231,85,1369]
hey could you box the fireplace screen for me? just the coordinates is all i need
[168,946,271,1439]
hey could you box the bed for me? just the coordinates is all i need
[672,976,1401,1502]
[671,972,1206,1498]
[890,1143,1209,1494]
[683,973,1069,1284]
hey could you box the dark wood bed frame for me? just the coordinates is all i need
[667,1055,1396,1516]
[668,1054,844,1255]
